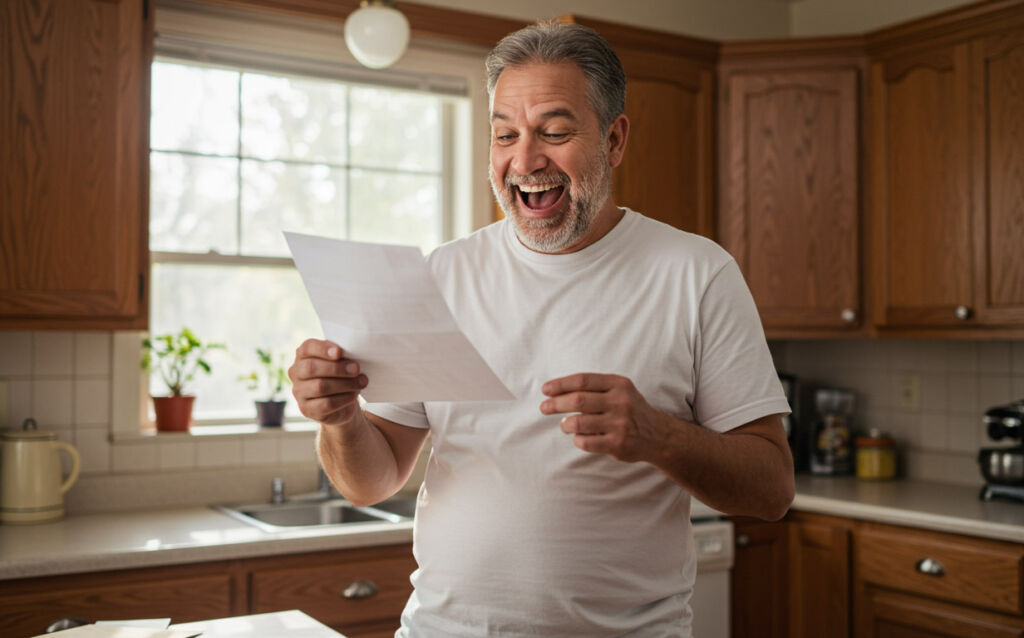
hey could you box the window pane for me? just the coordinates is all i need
[349,87,441,171]
[150,153,239,254]
[151,61,239,155]
[150,263,321,420]
[240,160,347,256]
[242,73,347,163]
[349,169,441,252]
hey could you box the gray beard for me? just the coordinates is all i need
[490,150,612,253]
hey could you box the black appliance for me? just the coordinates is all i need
[979,399,1024,502]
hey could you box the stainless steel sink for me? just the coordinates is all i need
[215,494,416,532]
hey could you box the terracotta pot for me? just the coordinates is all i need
[255,400,286,427]
[152,395,195,432]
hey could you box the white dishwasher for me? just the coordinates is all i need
[690,500,734,637]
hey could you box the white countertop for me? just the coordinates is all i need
[3,478,1022,582]
[792,475,1024,543]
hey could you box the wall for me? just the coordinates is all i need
[789,0,978,37]
[772,340,1024,486]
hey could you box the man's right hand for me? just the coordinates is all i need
[289,339,369,427]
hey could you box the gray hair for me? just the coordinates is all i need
[485,21,626,134]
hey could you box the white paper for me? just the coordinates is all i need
[95,620,171,629]
[284,232,515,403]
[31,626,198,638]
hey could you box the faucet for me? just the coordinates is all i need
[316,465,333,499]
[270,477,285,504]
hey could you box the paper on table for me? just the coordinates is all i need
[30,626,198,638]
[284,232,515,403]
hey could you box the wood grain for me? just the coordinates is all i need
[788,515,853,638]
[858,587,1024,638]
[731,518,790,638]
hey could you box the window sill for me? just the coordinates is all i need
[111,420,318,443]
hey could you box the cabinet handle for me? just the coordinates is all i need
[341,579,379,600]
[841,308,857,323]
[954,305,972,320]
[736,534,750,547]
[915,558,945,576]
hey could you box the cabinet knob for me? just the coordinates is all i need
[341,579,379,599]
[954,305,972,321]
[915,558,945,576]
[840,308,857,323]
[736,534,750,547]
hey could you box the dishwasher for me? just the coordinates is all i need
[689,499,734,637]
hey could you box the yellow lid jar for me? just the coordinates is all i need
[856,429,896,480]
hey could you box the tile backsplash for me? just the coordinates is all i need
[771,339,1024,486]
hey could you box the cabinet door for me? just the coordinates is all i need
[858,586,1024,638]
[732,518,789,638]
[789,514,851,638]
[869,43,974,328]
[0,0,149,328]
[970,29,1024,325]
[721,68,861,332]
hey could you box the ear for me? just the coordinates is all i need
[605,114,630,169]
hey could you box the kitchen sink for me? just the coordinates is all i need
[215,494,417,532]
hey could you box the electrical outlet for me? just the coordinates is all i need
[0,379,9,428]
[896,374,920,411]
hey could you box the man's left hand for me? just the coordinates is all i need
[540,373,668,463]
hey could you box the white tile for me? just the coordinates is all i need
[159,441,197,470]
[1012,376,1024,402]
[74,428,111,474]
[977,375,1013,412]
[33,332,73,376]
[978,341,1012,374]
[111,443,159,473]
[73,378,110,426]
[243,438,280,466]
[32,379,73,427]
[945,374,978,414]
[74,333,112,376]
[902,450,978,486]
[0,331,33,376]
[1012,341,1024,375]
[886,340,917,372]
[947,414,979,453]
[919,374,946,412]
[197,439,243,468]
[8,380,33,429]
[916,411,948,451]
[945,341,978,374]
[280,436,316,464]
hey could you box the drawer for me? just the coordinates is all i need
[250,553,417,629]
[855,525,1024,616]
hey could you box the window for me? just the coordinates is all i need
[136,3,488,430]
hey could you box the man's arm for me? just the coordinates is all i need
[541,373,794,521]
[290,339,429,507]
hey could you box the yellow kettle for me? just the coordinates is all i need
[0,418,80,524]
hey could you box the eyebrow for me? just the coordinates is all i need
[490,108,580,123]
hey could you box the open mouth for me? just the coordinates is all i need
[514,182,566,214]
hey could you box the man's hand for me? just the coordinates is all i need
[540,373,669,463]
[289,339,368,427]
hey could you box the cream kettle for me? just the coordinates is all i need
[0,418,80,524]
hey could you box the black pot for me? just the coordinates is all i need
[255,400,286,427]
[978,446,1024,485]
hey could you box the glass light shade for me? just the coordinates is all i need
[344,3,411,70]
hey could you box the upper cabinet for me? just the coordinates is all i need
[869,5,1024,333]
[0,0,150,329]
[565,17,717,238]
[718,43,865,336]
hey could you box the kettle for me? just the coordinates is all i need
[0,418,81,524]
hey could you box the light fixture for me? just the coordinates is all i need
[344,0,411,70]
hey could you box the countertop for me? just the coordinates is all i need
[2,478,1022,582]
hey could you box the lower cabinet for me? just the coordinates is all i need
[0,543,415,638]
[732,512,1024,638]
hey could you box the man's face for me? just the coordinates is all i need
[488,62,615,254]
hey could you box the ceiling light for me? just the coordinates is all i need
[344,0,411,70]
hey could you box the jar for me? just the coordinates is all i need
[856,428,896,480]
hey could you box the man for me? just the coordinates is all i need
[290,21,793,637]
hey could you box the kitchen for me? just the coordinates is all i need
[2,0,1024,636]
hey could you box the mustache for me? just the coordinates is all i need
[504,172,570,189]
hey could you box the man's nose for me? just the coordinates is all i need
[509,137,548,176]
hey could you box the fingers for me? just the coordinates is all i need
[559,413,621,436]
[541,372,617,397]
[294,338,344,361]
[290,339,368,427]
[540,391,608,415]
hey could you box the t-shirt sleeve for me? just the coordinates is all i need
[692,259,791,433]
[363,401,431,429]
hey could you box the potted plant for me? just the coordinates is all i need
[240,348,290,427]
[141,328,224,432]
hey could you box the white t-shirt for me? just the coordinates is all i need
[366,209,789,637]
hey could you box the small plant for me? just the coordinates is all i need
[141,327,224,397]
[240,348,290,402]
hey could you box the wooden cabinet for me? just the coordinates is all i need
[0,543,415,638]
[719,43,865,336]
[0,0,150,330]
[788,512,853,638]
[565,17,717,237]
[732,517,789,638]
[868,6,1024,333]
[854,522,1024,637]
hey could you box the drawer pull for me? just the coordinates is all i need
[341,579,379,600]
[736,534,750,547]
[915,558,945,576]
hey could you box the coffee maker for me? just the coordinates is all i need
[809,388,855,476]
[979,400,1024,502]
